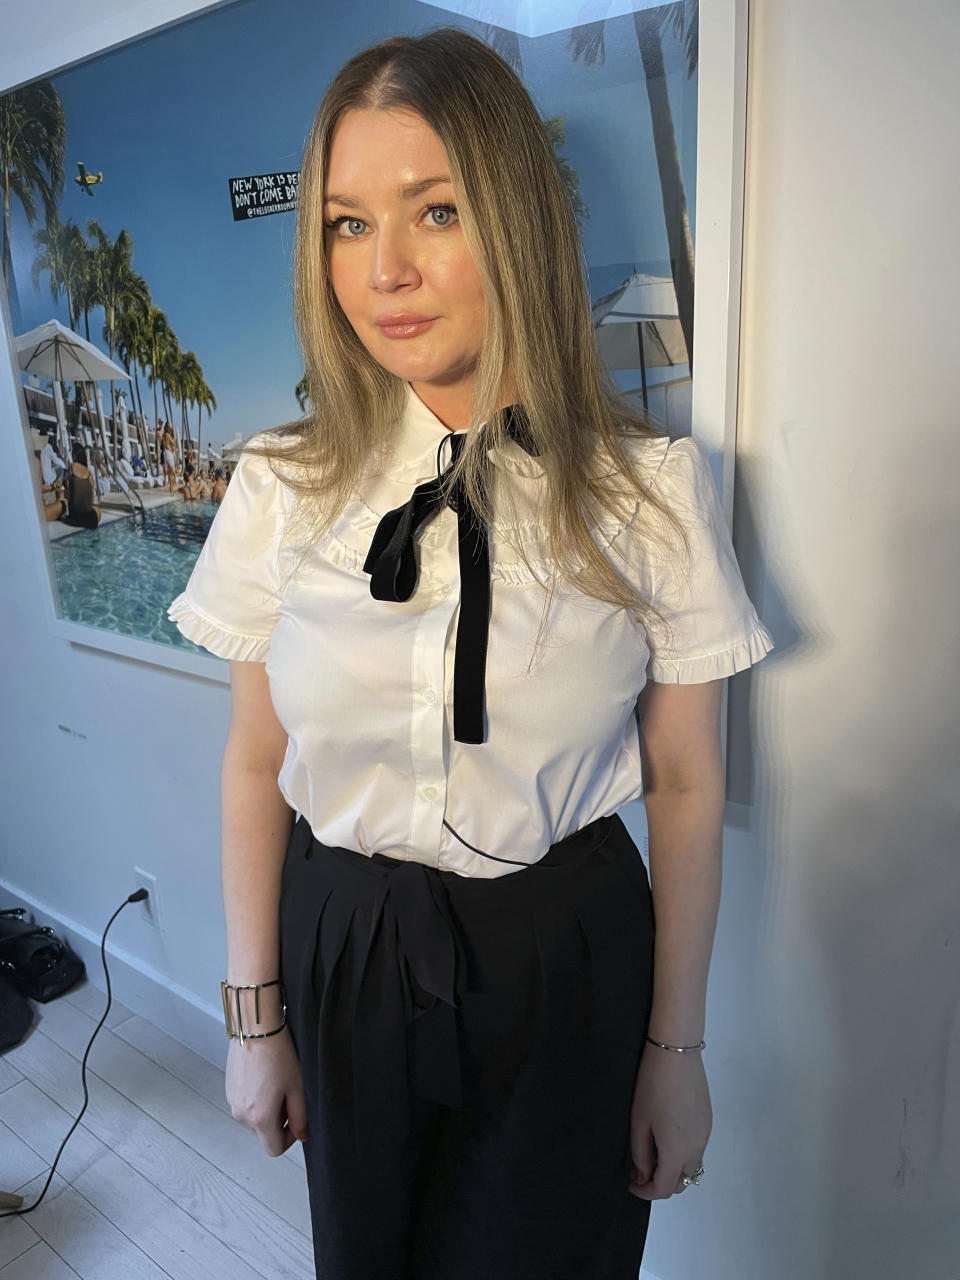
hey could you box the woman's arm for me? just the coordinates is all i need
[221,660,308,1156]
[635,677,726,1044]
[221,660,294,1027]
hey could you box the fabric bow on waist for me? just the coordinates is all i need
[362,404,538,745]
[350,856,467,1160]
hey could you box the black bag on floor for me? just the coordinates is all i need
[0,908,86,1003]
[0,973,33,1051]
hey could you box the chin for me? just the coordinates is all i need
[370,348,456,385]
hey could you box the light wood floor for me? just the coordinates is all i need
[0,978,314,1278]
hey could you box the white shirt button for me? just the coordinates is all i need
[423,688,437,704]
[438,583,452,597]
[423,786,438,802]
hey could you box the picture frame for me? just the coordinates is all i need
[0,0,750,740]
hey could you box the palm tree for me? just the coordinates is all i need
[0,80,65,297]
[542,116,590,229]
[73,240,100,342]
[478,26,590,232]
[31,213,87,329]
[144,306,172,457]
[115,291,157,470]
[158,330,182,450]
[85,220,151,461]
[568,0,698,367]
[194,380,217,464]
[176,349,202,453]
[31,214,95,460]
[181,359,217,465]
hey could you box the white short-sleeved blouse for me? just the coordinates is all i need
[167,382,775,877]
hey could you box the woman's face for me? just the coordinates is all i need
[323,107,486,408]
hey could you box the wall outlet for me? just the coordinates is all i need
[133,867,163,931]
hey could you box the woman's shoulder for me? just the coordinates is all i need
[213,430,302,532]
[602,430,716,502]
[586,431,729,583]
[588,428,671,523]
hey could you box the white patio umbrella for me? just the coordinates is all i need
[220,432,247,462]
[15,319,129,472]
[15,318,128,382]
[592,273,689,409]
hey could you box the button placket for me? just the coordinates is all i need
[409,514,459,862]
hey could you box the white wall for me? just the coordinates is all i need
[2,3,958,1279]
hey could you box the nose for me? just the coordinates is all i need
[369,219,419,292]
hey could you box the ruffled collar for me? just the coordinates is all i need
[382,381,545,482]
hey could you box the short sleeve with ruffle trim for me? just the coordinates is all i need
[610,435,775,684]
[166,434,290,662]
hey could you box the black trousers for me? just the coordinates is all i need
[278,810,656,1280]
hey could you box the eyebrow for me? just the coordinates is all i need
[323,175,452,208]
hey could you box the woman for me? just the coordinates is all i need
[168,27,774,1280]
[206,467,227,503]
[154,423,165,481]
[61,442,101,529]
[36,452,67,522]
[162,425,178,493]
[179,458,199,500]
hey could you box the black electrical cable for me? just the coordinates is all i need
[0,888,149,1218]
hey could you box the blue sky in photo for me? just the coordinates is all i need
[7,0,697,449]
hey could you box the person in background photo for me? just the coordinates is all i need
[34,443,67,522]
[178,459,199,501]
[38,430,68,487]
[154,421,165,480]
[162,424,178,494]
[62,442,102,529]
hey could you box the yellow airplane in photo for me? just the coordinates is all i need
[75,162,103,196]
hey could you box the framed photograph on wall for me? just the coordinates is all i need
[0,0,748,700]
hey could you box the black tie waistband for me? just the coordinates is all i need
[286,811,620,1161]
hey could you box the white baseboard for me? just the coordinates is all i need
[0,881,228,1070]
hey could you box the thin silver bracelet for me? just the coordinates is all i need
[646,1035,706,1053]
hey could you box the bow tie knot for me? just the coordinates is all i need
[362,406,536,744]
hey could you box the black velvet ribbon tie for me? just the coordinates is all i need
[362,405,537,745]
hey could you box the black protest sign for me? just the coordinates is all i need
[229,171,299,220]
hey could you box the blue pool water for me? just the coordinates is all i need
[50,499,221,655]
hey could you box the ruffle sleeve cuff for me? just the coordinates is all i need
[645,619,776,684]
[167,592,273,662]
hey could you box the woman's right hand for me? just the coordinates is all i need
[225,1026,309,1157]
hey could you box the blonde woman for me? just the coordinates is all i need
[161,424,178,493]
[168,27,774,1280]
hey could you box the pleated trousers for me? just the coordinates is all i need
[278,809,657,1280]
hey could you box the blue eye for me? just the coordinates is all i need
[425,203,458,227]
[323,204,458,238]
[323,215,367,238]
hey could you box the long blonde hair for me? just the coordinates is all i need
[248,25,690,651]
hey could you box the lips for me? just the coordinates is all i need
[375,315,437,339]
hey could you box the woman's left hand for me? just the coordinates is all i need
[627,1045,712,1200]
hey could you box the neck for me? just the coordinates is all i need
[409,376,518,433]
